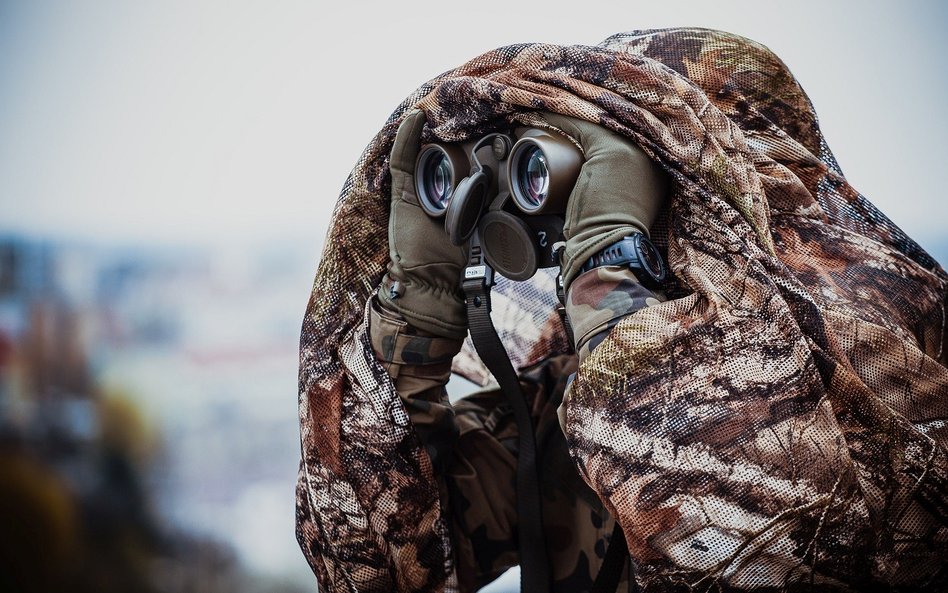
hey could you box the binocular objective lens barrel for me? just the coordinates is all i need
[417,147,452,214]
[415,144,470,217]
[425,154,452,207]
[508,132,582,214]
[517,147,549,210]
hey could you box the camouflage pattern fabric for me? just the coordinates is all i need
[447,353,631,592]
[297,27,948,592]
[566,265,666,361]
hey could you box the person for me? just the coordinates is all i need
[296,27,948,592]
[368,109,666,591]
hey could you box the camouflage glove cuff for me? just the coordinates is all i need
[370,296,464,371]
[539,112,667,292]
[368,297,460,475]
[566,265,664,361]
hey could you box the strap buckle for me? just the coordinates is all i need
[463,234,495,300]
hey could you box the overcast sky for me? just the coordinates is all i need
[1,0,945,261]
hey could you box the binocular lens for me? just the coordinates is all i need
[517,147,549,209]
[510,131,580,214]
[423,152,453,211]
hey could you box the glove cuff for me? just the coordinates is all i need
[370,296,464,365]
[377,276,468,341]
[562,226,639,291]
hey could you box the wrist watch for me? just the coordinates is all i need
[578,233,667,286]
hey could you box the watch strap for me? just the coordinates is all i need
[579,234,642,275]
[578,233,666,285]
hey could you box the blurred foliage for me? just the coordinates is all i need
[0,287,305,592]
[98,388,160,467]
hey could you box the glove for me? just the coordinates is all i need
[541,113,667,291]
[541,113,668,357]
[377,110,469,340]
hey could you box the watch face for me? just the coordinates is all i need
[636,235,666,282]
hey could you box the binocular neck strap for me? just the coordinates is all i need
[463,237,634,593]
[462,254,552,593]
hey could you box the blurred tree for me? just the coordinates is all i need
[0,448,80,593]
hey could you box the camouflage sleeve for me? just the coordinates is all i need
[369,297,463,473]
[565,265,665,361]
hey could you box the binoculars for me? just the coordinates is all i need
[414,128,583,281]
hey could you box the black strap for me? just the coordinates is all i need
[463,245,633,593]
[555,271,575,352]
[463,270,551,593]
[590,523,637,593]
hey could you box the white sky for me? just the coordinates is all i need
[1,0,946,258]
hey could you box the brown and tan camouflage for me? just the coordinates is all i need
[566,265,665,361]
[369,316,631,592]
[297,27,948,592]
[370,300,464,369]
[447,353,633,592]
[368,299,462,476]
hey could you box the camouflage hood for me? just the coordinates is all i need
[297,28,948,591]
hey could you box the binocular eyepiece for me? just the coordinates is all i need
[414,128,583,281]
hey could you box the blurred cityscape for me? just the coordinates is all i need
[0,234,319,593]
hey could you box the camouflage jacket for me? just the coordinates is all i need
[367,297,627,591]
[296,28,948,592]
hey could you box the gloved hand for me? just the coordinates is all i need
[541,113,667,292]
[541,113,668,357]
[376,110,469,340]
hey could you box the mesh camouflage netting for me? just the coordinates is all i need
[296,28,948,592]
